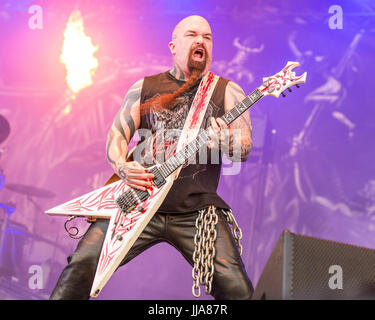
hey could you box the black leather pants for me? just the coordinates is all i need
[50,209,253,300]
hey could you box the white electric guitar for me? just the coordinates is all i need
[46,61,307,297]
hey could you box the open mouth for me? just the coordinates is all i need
[192,48,205,60]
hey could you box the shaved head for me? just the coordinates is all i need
[172,15,211,40]
[169,15,213,79]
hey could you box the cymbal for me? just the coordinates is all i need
[0,115,10,144]
[4,184,55,198]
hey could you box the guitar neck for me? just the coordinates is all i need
[158,87,264,178]
[220,88,264,126]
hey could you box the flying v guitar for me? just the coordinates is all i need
[46,61,307,297]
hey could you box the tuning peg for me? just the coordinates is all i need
[287,88,292,92]
[281,92,286,97]
[296,84,300,88]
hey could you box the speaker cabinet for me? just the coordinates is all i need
[252,230,375,299]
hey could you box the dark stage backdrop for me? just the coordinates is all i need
[0,0,374,299]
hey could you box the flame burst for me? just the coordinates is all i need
[60,10,98,94]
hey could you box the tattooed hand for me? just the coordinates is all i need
[116,161,154,191]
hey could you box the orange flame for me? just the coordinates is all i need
[60,10,98,94]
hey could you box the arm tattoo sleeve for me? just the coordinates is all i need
[106,79,143,167]
[226,81,253,161]
[114,81,142,142]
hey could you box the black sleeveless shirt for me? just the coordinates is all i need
[137,71,231,213]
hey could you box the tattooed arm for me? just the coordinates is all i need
[208,81,253,162]
[106,78,154,190]
[224,81,253,161]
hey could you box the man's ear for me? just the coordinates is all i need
[168,41,176,55]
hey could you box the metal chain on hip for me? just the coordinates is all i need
[191,205,243,298]
[221,208,243,256]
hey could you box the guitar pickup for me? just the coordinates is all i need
[149,167,166,188]
[133,189,150,202]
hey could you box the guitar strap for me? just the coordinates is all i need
[173,71,219,179]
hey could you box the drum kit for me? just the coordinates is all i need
[0,114,64,296]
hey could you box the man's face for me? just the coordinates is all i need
[169,17,213,76]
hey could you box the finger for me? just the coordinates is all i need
[126,182,146,191]
[210,118,220,135]
[126,169,153,176]
[207,139,213,149]
[208,127,220,145]
[215,118,229,137]
[207,140,218,149]
[128,160,151,170]
[127,165,146,171]
[126,172,154,180]
[126,178,153,188]
[127,176,153,187]
[129,163,155,178]
[126,164,152,174]
[210,117,220,131]
[207,131,220,151]
[127,163,147,172]
[207,126,215,139]
[216,118,227,130]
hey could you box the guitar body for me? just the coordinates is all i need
[91,170,177,297]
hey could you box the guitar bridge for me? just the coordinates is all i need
[115,188,150,215]
[115,191,138,215]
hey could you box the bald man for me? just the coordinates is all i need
[50,15,253,300]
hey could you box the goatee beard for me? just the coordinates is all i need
[187,44,208,74]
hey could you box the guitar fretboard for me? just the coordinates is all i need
[158,88,264,178]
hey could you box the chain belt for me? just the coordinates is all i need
[191,205,243,298]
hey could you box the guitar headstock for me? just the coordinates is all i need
[259,61,307,98]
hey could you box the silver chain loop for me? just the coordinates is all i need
[192,206,218,297]
[221,208,243,256]
[191,206,243,298]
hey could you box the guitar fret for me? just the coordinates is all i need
[166,162,173,173]
[175,153,182,164]
[231,108,240,117]
[159,164,168,177]
[170,157,177,168]
[164,165,170,176]
[170,156,176,169]
[243,96,251,105]
[170,159,176,169]
[166,165,173,175]
[178,151,185,162]
[174,156,181,167]
[238,101,248,111]
[187,144,194,156]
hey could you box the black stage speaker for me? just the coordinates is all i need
[252,230,375,300]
